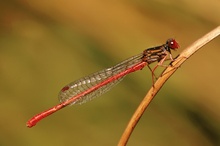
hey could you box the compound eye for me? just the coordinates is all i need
[167,39,179,50]
[170,41,174,46]
[170,41,175,48]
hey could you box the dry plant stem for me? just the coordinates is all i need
[118,26,220,146]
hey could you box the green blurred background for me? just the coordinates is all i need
[1,0,220,145]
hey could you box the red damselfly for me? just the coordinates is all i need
[26,38,179,128]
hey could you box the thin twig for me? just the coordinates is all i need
[118,26,220,146]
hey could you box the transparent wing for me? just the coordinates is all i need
[58,53,143,105]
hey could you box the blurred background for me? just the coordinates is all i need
[0,0,220,145]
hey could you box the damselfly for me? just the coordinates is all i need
[26,38,179,128]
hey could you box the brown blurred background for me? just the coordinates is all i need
[0,0,220,146]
